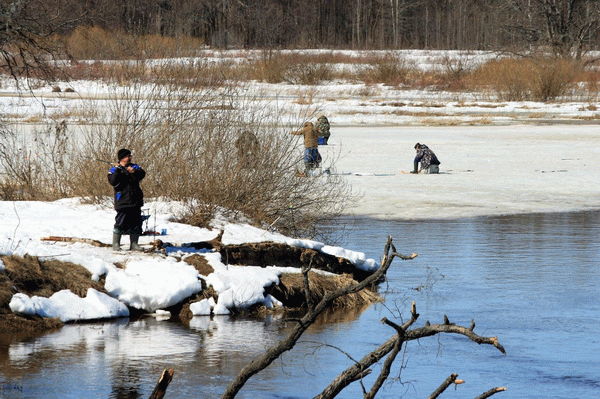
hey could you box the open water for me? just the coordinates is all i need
[1,211,599,398]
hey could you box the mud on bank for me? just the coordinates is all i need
[0,241,380,335]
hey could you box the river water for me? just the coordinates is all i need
[1,211,599,398]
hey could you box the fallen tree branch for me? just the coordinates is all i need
[406,322,506,354]
[365,301,420,399]
[41,236,110,247]
[221,236,415,399]
[315,309,505,399]
[474,386,508,399]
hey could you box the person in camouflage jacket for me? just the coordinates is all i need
[411,143,440,174]
[316,115,331,145]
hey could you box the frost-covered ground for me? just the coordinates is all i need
[1,49,600,324]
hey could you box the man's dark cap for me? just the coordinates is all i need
[117,148,131,160]
[414,143,421,149]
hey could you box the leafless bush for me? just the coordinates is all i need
[52,64,352,237]
[0,120,75,200]
[359,54,412,86]
[63,26,206,60]
[283,62,333,85]
[473,57,580,101]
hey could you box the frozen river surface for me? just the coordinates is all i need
[321,125,600,219]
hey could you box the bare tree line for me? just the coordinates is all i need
[16,0,596,54]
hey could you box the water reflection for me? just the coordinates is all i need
[1,211,599,398]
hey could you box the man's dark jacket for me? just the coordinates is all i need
[107,164,146,210]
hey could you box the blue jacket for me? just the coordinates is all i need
[107,164,146,210]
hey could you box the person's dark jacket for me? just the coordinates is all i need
[415,144,440,169]
[107,164,146,210]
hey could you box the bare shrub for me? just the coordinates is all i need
[359,53,412,86]
[283,62,333,85]
[0,120,74,200]
[63,26,206,60]
[60,66,351,237]
[242,50,291,83]
[473,57,580,101]
[240,51,334,85]
[533,57,580,101]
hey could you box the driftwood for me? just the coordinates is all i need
[149,368,174,399]
[40,236,110,247]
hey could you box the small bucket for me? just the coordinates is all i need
[161,229,167,235]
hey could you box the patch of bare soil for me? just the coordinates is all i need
[0,254,105,334]
[219,242,375,281]
[270,271,381,309]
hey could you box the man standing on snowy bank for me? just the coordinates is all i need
[108,148,146,251]
[411,143,440,174]
[291,121,322,174]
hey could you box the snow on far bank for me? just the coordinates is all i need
[1,198,380,322]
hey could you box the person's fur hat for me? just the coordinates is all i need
[117,148,131,160]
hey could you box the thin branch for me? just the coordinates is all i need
[474,386,508,399]
[428,373,462,399]
[406,322,507,355]
[364,317,406,399]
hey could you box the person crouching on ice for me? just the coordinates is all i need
[291,122,322,175]
[108,148,146,251]
[411,143,441,174]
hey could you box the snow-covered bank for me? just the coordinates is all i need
[0,198,378,323]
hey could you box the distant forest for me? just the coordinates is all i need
[47,0,594,55]
[2,0,600,58]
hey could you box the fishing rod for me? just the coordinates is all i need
[79,155,114,165]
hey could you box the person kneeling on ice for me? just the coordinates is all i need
[108,148,146,251]
[411,143,440,174]
[291,121,322,175]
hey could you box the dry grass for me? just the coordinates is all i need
[62,26,206,60]
[471,57,581,101]
[358,53,412,87]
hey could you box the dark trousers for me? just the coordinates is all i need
[114,207,143,235]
